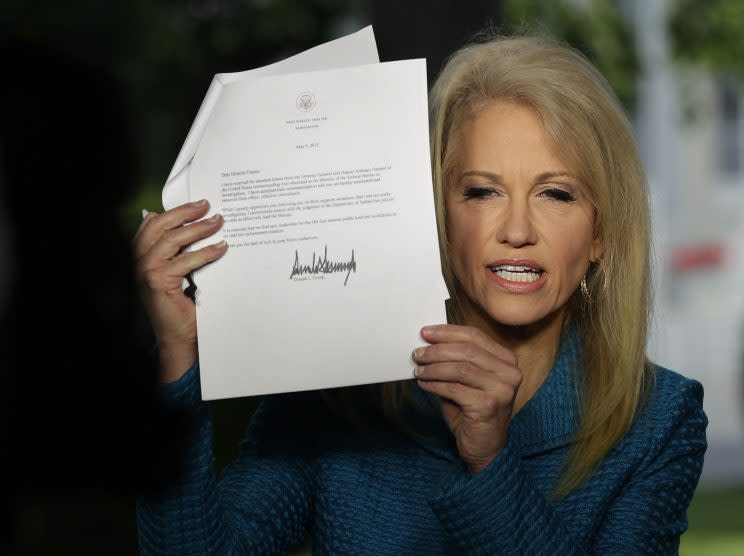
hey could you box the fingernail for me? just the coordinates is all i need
[412,347,425,359]
[141,208,149,220]
[214,240,228,249]
[207,214,221,223]
[421,326,434,338]
[414,366,423,377]
[190,199,207,207]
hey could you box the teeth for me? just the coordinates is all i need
[493,264,537,272]
[493,269,541,283]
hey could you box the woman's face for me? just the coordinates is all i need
[445,101,602,328]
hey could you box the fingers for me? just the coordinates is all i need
[412,324,522,394]
[133,199,212,259]
[420,324,516,365]
[132,209,158,246]
[143,213,223,265]
[415,360,492,390]
[415,379,513,415]
[139,241,228,294]
[413,341,495,373]
[413,337,517,374]
[168,240,228,277]
[413,343,521,388]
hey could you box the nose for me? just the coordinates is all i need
[496,198,537,247]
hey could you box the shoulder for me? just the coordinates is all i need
[633,364,707,449]
[596,365,708,493]
[648,364,704,410]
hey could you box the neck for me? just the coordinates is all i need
[457,296,566,414]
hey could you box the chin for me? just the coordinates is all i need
[469,295,550,328]
[456,280,563,330]
[486,307,548,328]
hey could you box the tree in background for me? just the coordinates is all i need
[669,0,744,80]
[503,0,640,111]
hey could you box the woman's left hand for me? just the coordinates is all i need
[413,324,523,476]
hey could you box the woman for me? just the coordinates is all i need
[135,34,707,554]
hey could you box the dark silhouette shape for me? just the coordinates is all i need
[0,38,188,554]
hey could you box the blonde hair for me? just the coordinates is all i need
[323,32,654,498]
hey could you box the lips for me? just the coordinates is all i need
[486,259,546,292]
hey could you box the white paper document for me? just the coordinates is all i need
[166,28,449,399]
[163,26,380,211]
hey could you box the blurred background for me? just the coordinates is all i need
[1,0,742,554]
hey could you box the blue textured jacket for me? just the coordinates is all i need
[136,329,707,555]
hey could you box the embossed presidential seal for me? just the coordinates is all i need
[296,91,316,112]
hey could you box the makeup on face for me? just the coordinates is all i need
[445,100,602,328]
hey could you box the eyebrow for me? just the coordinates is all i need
[459,170,503,182]
[458,170,577,183]
[535,171,577,182]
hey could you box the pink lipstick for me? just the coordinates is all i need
[486,259,546,293]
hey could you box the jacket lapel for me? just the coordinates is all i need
[507,326,582,457]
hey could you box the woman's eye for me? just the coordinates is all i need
[463,187,500,199]
[540,188,576,202]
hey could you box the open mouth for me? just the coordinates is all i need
[489,264,544,283]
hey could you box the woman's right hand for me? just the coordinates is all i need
[133,199,228,382]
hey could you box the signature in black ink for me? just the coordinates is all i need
[290,245,357,285]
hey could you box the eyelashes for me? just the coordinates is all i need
[462,186,576,203]
[463,187,499,199]
[541,188,576,202]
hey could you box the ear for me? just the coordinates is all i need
[590,233,604,263]
[587,202,605,263]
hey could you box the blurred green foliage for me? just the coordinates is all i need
[669,0,744,79]
[681,483,744,555]
[503,0,640,112]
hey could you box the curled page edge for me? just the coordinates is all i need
[162,160,190,211]
[162,25,379,212]
[166,77,224,184]
[162,76,222,211]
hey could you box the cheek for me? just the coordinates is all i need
[548,219,594,282]
[447,207,482,274]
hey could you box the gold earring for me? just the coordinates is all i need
[582,261,608,303]
[597,260,608,293]
[580,276,591,301]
